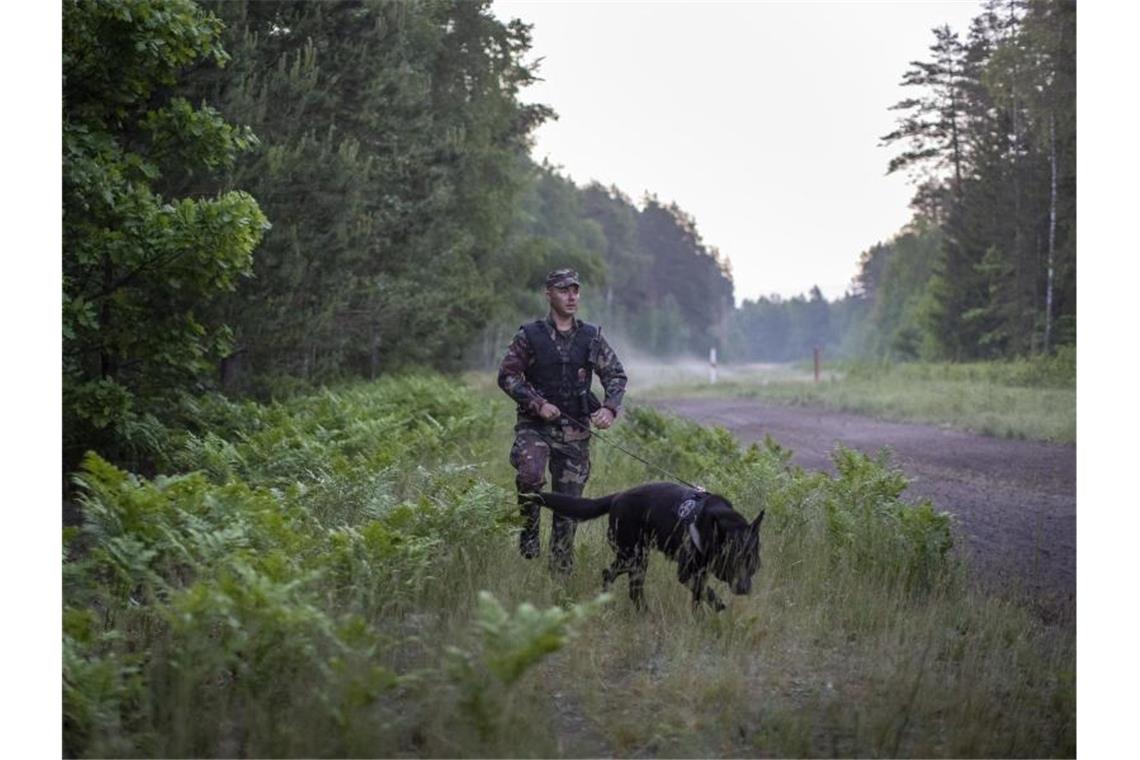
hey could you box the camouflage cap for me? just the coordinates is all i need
[544,268,581,288]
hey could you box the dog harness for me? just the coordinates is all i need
[675,488,710,554]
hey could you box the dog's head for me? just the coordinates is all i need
[711,508,765,595]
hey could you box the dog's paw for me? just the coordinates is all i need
[703,588,727,612]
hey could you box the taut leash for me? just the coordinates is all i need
[557,413,704,492]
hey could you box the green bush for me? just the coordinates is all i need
[840,350,1075,389]
[604,406,953,590]
[64,375,523,756]
[444,591,609,742]
[825,446,953,590]
[65,373,1032,757]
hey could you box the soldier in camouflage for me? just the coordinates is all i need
[498,268,628,574]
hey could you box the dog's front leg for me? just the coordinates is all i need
[702,586,726,613]
[684,568,708,612]
[684,569,726,613]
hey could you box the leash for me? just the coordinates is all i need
[556,413,705,492]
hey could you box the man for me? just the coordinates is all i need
[498,268,628,574]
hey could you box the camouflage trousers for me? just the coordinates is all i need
[509,418,592,574]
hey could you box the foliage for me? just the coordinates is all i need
[599,406,953,590]
[63,375,516,756]
[880,23,970,194]
[60,0,1077,749]
[842,347,1075,389]
[652,356,1075,443]
[730,0,1075,366]
[877,0,1076,360]
[180,0,553,384]
[63,0,269,472]
[61,0,1078,484]
[728,285,861,363]
[62,373,972,755]
[825,446,952,591]
[445,591,609,740]
[849,218,945,360]
[485,168,737,363]
[631,197,735,355]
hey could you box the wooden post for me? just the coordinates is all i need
[813,346,821,383]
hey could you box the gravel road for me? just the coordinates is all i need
[652,397,1076,604]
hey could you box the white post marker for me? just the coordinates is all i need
[709,347,718,385]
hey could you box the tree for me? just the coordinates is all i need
[882,24,971,209]
[852,220,944,359]
[1000,0,1076,351]
[729,289,861,364]
[881,0,1075,359]
[580,182,648,324]
[183,0,552,383]
[63,0,268,469]
[635,196,734,355]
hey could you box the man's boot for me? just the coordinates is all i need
[518,493,540,559]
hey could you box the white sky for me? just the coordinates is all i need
[492,0,981,303]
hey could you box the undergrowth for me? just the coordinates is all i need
[63,373,1074,757]
[646,351,1076,443]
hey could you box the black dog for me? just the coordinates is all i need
[531,482,764,611]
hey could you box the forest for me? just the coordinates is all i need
[60,3,1077,755]
[737,0,1075,363]
[64,0,1074,471]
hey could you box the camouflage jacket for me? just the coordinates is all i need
[497,315,628,421]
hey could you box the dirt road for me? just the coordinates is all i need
[653,397,1076,603]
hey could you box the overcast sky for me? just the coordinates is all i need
[491,0,982,304]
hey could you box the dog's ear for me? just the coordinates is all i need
[751,510,765,532]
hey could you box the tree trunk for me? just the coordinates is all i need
[1044,111,1057,353]
[220,348,245,392]
[100,254,116,380]
[949,72,964,200]
[370,322,382,380]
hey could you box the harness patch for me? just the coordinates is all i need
[675,491,709,554]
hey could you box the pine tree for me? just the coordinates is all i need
[883,1,1074,359]
[636,197,734,355]
[882,24,971,206]
[182,0,552,383]
[1009,0,1076,351]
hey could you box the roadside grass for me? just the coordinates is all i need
[63,373,1075,757]
[642,351,1076,444]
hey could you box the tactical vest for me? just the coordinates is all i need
[521,320,598,422]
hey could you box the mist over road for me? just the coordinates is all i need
[652,397,1076,603]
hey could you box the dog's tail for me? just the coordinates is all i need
[527,491,615,521]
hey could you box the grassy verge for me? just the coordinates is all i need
[643,351,1076,443]
[63,374,1074,757]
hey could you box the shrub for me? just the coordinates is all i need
[63,374,967,756]
[444,591,609,743]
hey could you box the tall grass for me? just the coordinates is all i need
[646,348,1076,443]
[63,374,1074,757]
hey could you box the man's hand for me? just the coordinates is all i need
[538,402,561,421]
[591,407,615,430]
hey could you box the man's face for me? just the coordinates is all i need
[546,284,580,318]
